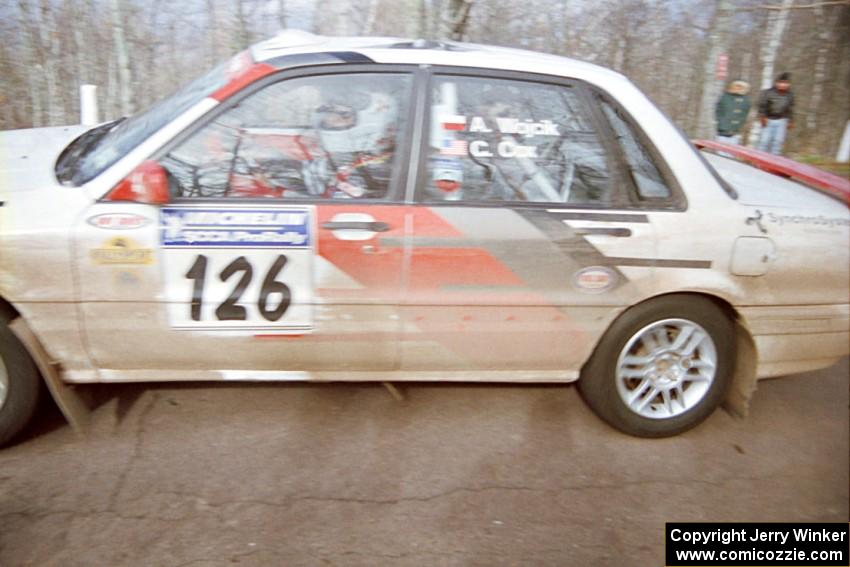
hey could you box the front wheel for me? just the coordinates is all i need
[0,321,41,446]
[578,295,735,438]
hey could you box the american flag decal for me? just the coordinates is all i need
[440,139,468,156]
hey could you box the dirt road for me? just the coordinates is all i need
[1,358,847,566]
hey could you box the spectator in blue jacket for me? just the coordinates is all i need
[757,72,794,155]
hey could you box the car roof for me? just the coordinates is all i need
[251,30,628,87]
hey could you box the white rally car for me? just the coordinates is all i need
[1,31,847,441]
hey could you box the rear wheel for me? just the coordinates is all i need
[579,295,734,438]
[0,322,40,446]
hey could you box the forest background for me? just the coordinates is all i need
[1,0,848,159]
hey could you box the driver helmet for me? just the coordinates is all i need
[314,89,397,154]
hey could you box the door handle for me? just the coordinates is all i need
[321,221,391,232]
[573,227,632,237]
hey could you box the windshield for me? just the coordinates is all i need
[59,58,234,186]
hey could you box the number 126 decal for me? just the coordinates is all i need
[185,254,291,322]
[165,248,313,332]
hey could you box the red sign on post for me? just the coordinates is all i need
[716,53,728,81]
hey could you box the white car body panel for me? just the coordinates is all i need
[84,99,218,201]
[0,125,89,190]
[0,33,846,391]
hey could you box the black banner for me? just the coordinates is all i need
[666,523,849,566]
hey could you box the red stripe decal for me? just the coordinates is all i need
[694,139,850,205]
[211,62,277,102]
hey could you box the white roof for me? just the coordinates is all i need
[251,30,627,88]
[248,31,733,211]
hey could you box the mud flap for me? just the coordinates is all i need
[9,318,90,435]
[722,320,758,418]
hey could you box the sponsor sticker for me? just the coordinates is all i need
[440,138,468,156]
[90,237,155,265]
[161,207,311,248]
[440,114,467,131]
[469,139,538,158]
[87,213,152,230]
[573,266,617,294]
[432,157,463,193]
[161,205,314,334]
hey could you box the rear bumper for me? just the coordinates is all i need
[738,304,850,379]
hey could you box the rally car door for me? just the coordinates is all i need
[75,69,416,377]
[401,71,671,376]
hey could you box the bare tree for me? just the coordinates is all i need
[0,0,847,156]
[805,3,835,131]
[695,0,734,139]
[279,0,288,29]
[314,0,359,35]
[110,0,134,116]
[234,0,251,47]
[440,0,474,40]
[363,0,380,34]
[17,1,44,127]
[747,0,794,146]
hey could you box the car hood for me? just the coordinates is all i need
[703,152,848,215]
[0,124,91,191]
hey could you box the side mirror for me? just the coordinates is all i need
[106,160,170,205]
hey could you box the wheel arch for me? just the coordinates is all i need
[583,290,758,417]
[0,293,90,434]
[0,295,20,324]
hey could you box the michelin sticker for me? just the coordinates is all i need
[161,208,310,247]
[161,206,314,334]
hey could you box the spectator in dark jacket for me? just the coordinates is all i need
[757,72,794,155]
[715,79,751,145]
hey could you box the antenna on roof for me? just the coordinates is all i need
[390,39,461,50]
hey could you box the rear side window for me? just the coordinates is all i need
[423,75,613,205]
[599,100,671,200]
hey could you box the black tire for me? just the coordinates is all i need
[578,295,735,438]
[0,321,41,446]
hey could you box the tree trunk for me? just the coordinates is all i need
[417,0,428,38]
[315,0,355,36]
[364,0,380,34]
[18,1,46,128]
[695,0,733,140]
[234,0,250,48]
[747,0,794,146]
[106,52,118,121]
[73,0,90,86]
[37,0,62,125]
[207,0,220,66]
[806,4,831,132]
[440,0,474,41]
[110,0,134,116]
[278,0,288,30]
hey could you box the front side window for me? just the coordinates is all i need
[424,76,613,205]
[161,73,411,200]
